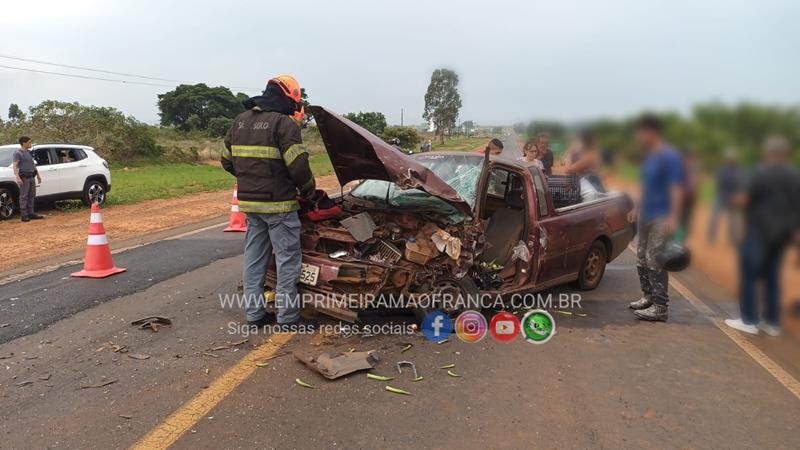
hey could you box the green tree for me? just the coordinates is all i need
[423,68,462,143]
[157,84,245,131]
[343,111,388,136]
[380,126,421,150]
[8,103,24,121]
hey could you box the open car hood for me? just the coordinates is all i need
[308,105,472,214]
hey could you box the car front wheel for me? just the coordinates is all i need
[0,188,17,220]
[81,179,107,206]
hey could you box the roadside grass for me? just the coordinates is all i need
[106,163,234,205]
[429,136,491,153]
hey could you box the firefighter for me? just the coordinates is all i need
[222,74,316,330]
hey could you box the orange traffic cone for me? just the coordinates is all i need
[71,203,127,278]
[224,184,247,232]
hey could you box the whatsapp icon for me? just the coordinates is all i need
[521,310,555,344]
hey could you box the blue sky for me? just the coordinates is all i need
[1,0,798,125]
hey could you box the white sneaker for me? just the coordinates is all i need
[724,318,759,335]
[757,322,782,337]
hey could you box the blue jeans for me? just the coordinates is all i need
[243,212,302,324]
[738,235,784,326]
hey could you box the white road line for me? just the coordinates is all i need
[0,220,229,286]
[626,245,800,401]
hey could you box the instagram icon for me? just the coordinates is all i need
[454,311,488,343]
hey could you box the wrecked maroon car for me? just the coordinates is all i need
[266,106,635,322]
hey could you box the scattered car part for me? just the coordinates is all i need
[295,378,316,389]
[385,385,411,396]
[397,361,419,379]
[295,350,378,380]
[367,373,394,381]
[131,316,172,332]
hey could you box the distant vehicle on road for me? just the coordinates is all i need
[0,144,112,220]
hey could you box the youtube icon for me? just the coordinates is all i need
[489,312,520,343]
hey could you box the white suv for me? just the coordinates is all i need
[0,144,112,220]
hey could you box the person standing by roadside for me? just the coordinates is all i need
[724,136,800,336]
[12,136,44,222]
[707,149,743,244]
[628,115,685,322]
[533,132,554,176]
[221,74,316,331]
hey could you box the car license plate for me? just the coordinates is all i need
[299,263,320,286]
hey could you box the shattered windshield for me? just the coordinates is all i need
[349,153,483,221]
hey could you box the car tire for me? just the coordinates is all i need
[413,276,481,324]
[81,179,107,206]
[577,240,607,291]
[0,188,17,220]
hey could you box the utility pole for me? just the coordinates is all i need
[400,108,404,127]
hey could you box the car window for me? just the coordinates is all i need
[31,148,52,166]
[54,148,87,163]
[529,168,550,217]
[0,148,15,166]
[487,169,509,198]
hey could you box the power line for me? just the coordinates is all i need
[0,64,179,88]
[0,54,260,91]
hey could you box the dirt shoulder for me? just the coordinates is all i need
[0,175,340,273]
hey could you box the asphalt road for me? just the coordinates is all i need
[1,212,799,449]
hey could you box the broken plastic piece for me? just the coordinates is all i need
[385,385,411,395]
[431,229,462,260]
[295,378,316,389]
[511,240,531,262]
[340,212,377,242]
[367,373,394,381]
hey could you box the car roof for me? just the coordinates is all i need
[0,144,94,151]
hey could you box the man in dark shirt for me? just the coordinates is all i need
[534,132,554,176]
[12,136,43,222]
[707,149,742,244]
[725,136,800,336]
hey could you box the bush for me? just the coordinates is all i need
[381,126,421,149]
[207,116,233,138]
[0,100,160,162]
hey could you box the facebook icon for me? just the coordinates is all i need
[421,311,453,342]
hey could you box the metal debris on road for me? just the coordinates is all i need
[295,378,316,389]
[80,379,119,389]
[385,385,411,396]
[119,414,134,419]
[397,361,419,380]
[131,316,172,332]
[255,362,269,368]
[367,373,394,381]
[16,380,34,387]
[400,343,413,353]
[440,363,455,369]
[436,339,449,344]
[447,370,462,378]
[295,350,378,380]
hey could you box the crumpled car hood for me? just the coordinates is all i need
[308,105,472,215]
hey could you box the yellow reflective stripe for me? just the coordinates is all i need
[221,146,232,159]
[283,144,307,166]
[238,200,300,213]
[231,145,281,159]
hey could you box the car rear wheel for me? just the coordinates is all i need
[577,240,607,291]
[0,188,17,220]
[81,179,107,206]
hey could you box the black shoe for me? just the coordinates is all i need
[278,317,318,333]
[246,314,276,328]
[29,214,44,220]
[633,304,668,322]
[21,216,30,222]
[629,296,653,310]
